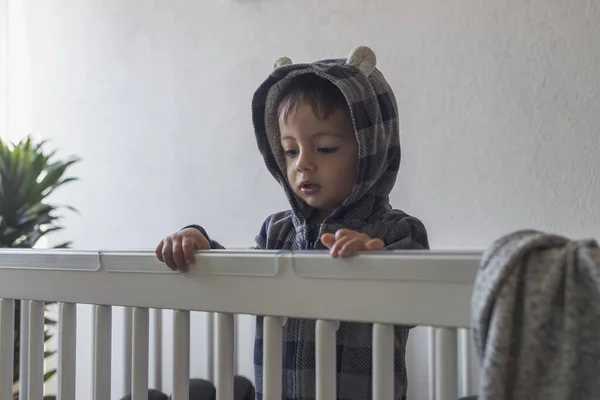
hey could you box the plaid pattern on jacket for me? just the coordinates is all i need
[189,52,429,400]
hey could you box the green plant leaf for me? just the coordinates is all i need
[3,135,80,384]
[43,369,57,382]
[44,350,57,358]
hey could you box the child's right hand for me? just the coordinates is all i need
[155,227,210,272]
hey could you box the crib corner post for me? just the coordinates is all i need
[0,298,15,400]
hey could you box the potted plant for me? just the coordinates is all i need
[0,136,80,400]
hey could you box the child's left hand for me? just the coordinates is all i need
[320,229,385,258]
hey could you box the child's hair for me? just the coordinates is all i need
[277,73,350,122]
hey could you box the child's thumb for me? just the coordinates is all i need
[320,233,335,248]
[365,238,385,250]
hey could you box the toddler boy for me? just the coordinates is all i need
[156,46,429,400]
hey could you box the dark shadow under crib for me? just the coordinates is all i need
[119,375,255,400]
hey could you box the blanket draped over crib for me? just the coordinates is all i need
[472,229,600,400]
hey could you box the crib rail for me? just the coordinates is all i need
[0,249,480,400]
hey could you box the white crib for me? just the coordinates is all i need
[0,248,480,400]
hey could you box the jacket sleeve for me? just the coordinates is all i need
[184,215,273,251]
[382,213,430,250]
[252,215,271,250]
[182,224,226,250]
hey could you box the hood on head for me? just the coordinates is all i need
[251,46,402,223]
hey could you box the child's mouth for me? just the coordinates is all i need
[300,183,321,195]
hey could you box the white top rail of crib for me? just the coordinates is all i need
[0,249,481,328]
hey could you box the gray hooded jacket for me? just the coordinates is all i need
[190,46,429,400]
[472,229,600,400]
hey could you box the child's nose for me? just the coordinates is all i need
[295,152,315,172]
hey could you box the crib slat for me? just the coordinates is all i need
[28,301,44,400]
[19,300,30,400]
[58,303,77,400]
[216,313,234,400]
[132,307,149,400]
[263,316,283,400]
[373,323,394,400]
[435,328,458,400]
[0,299,14,400]
[206,312,215,382]
[172,310,190,400]
[123,307,133,396]
[428,327,436,400]
[93,305,112,400]
[459,328,471,396]
[152,308,163,391]
[233,314,239,375]
[316,320,336,400]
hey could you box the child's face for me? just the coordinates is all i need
[279,102,358,222]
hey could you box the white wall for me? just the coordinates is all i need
[19,0,600,399]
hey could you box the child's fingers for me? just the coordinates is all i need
[323,231,355,251]
[365,238,385,250]
[334,228,354,239]
[182,236,196,265]
[155,241,165,262]
[160,238,176,270]
[338,238,366,257]
[320,233,336,249]
[171,240,188,272]
[330,235,357,257]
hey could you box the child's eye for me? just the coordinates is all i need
[283,149,298,157]
[318,147,338,154]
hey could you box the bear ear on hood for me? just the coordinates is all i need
[273,56,293,70]
[271,45,377,76]
[346,46,377,77]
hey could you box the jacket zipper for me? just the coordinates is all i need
[306,224,320,249]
